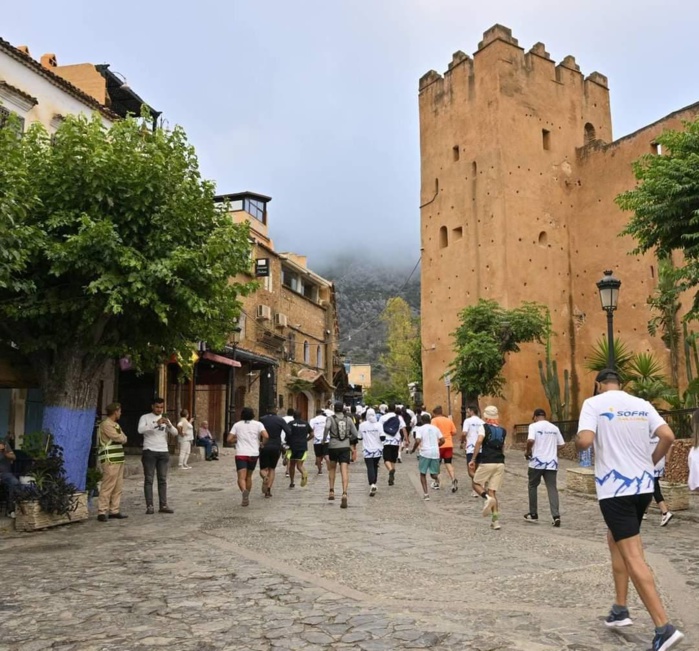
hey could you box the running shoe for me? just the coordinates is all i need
[288,482,295,489]
[490,520,501,530]
[300,470,308,488]
[660,511,674,527]
[388,469,395,486]
[369,485,377,497]
[431,480,440,490]
[643,513,648,520]
[471,491,480,498]
[423,493,430,501]
[451,478,459,493]
[552,517,561,528]
[481,495,495,517]
[523,513,539,522]
[340,494,348,509]
[328,490,335,501]
[241,490,250,507]
[650,624,684,651]
[604,607,632,628]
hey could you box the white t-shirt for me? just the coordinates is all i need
[688,446,699,491]
[138,412,177,452]
[415,424,442,459]
[358,420,384,458]
[649,434,666,478]
[177,418,194,442]
[577,390,665,500]
[230,420,265,457]
[462,416,485,454]
[527,420,565,470]
[379,412,406,446]
[309,415,328,444]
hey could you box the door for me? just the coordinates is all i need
[295,392,309,421]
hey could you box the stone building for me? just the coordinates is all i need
[418,24,699,426]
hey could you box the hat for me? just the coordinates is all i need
[595,368,622,384]
[483,405,499,419]
[532,408,547,418]
[334,401,345,412]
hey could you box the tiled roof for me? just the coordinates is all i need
[0,80,38,106]
[0,37,120,121]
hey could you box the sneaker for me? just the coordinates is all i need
[159,506,174,514]
[481,495,495,517]
[328,490,335,501]
[285,471,290,478]
[491,520,501,530]
[369,485,377,497]
[97,514,108,522]
[660,511,674,527]
[288,482,295,489]
[523,513,539,522]
[300,470,308,488]
[341,494,348,509]
[650,624,684,651]
[178,465,185,470]
[264,489,272,498]
[431,480,440,490]
[643,513,648,520]
[146,506,155,515]
[397,457,402,463]
[241,490,250,507]
[183,465,192,469]
[388,469,395,486]
[471,491,480,498]
[604,607,632,628]
[552,517,561,528]
[423,493,430,501]
[451,478,459,493]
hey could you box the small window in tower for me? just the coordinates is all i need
[651,142,663,155]
[584,122,596,144]
[452,227,463,240]
[650,265,655,279]
[452,145,460,162]
[439,226,448,249]
[542,129,551,150]
[538,231,548,247]
[471,161,477,176]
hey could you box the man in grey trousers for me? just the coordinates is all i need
[524,408,565,526]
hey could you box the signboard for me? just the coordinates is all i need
[255,258,270,277]
[443,374,451,387]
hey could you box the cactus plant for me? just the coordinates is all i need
[537,314,570,422]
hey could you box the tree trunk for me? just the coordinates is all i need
[31,346,103,491]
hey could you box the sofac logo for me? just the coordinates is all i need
[617,410,649,417]
[601,411,615,421]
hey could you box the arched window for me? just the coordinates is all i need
[303,341,310,364]
[584,122,596,145]
[317,345,323,368]
[439,226,448,249]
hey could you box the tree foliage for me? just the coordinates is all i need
[448,299,549,402]
[379,297,420,403]
[0,112,254,402]
[617,118,699,319]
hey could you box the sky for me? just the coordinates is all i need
[4,1,699,270]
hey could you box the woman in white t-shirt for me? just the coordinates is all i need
[177,409,195,470]
[227,407,268,506]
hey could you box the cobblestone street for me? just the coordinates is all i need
[2,451,697,651]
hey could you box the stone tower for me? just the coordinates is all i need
[418,24,699,425]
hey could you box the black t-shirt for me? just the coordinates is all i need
[477,425,506,464]
[287,419,311,451]
[260,414,291,450]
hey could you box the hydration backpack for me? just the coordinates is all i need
[330,415,350,441]
[382,415,401,437]
[483,424,506,450]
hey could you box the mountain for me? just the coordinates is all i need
[318,257,421,380]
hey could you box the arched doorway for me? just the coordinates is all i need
[295,392,309,421]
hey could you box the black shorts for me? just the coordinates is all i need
[235,456,258,471]
[466,453,474,464]
[314,443,329,458]
[259,448,281,470]
[327,448,351,464]
[599,494,653,542]
[382,445,399,463]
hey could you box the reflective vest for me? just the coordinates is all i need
[98,420,125,464]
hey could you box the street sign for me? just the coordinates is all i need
[255,258,270,277]
[444,374,451,387]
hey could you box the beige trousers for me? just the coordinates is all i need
[98,462,125,515]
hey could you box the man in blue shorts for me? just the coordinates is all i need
[411,413,444,501]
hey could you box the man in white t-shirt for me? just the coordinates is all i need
[309,409,329,474]
[524,408,565,526]
[576,369,684,651]
[379,404,407,487]
[411,413,444,501]
[461,405,484,497]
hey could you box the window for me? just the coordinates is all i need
[317,345,323,369]
[243,198,266,223]
[542,129,551,150]
[238,313,247,339]
[439,226,448,249]
[282,267,300,292]
[287,332,296,361]
[0,106,25,135]
[584,122,596,145]
[452,145,460,162]
[263,270,273,292]
[303,282,318,302]
[538,231,548,247]
[651,142,663,155]
[452,226,463,240]
[303,341,310,364]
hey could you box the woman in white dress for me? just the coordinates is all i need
[177,409,194,470]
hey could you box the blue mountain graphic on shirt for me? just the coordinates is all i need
[531,457,558,470]
[595,469,654,496]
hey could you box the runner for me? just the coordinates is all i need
[324,401,359,508]
[286,411,313,488]
[576,368,684,651]
[461,404,484,497]
[227,407,268,507]
[283,408,295,477]
[259,406,291,498]
[411,413,444,501]
[379,403,407,486]
[309,408,329,474]
[431,405,458,492]
[644,431,674,526]
[358,408,384,496]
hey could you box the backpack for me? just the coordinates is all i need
[382,415,401,437]
[330,415,351,441]
[483,423,506,450]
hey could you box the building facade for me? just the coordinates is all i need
[419,25,699,426]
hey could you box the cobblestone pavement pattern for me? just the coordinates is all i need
[2,451,698,650]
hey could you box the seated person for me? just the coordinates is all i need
[1,436,20,518]
[197,421,219,460]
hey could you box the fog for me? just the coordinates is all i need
[5,1,699,269]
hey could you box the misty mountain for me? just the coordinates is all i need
[318,257,421,379]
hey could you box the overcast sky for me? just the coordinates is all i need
[4,1,698,269]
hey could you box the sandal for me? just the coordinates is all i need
[341,493,348,509]
[328,489,335,501]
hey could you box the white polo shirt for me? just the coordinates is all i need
[527,420,565,470]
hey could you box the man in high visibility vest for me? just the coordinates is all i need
[97,402,128,522]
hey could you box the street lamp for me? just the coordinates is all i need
[596,270,621,370]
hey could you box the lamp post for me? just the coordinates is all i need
[596,270,621,370]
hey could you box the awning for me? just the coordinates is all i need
[228,346,278,368]
[297,369,335,393]
[202,351,241,368]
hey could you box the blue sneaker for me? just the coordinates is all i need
[604,607,632,628]
[651,625,685,651]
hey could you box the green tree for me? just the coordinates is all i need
[379,297,420,403]
[448,299,549,404]
[0,113,253,488]
[617,118,699,320]
[647,257,681,388]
